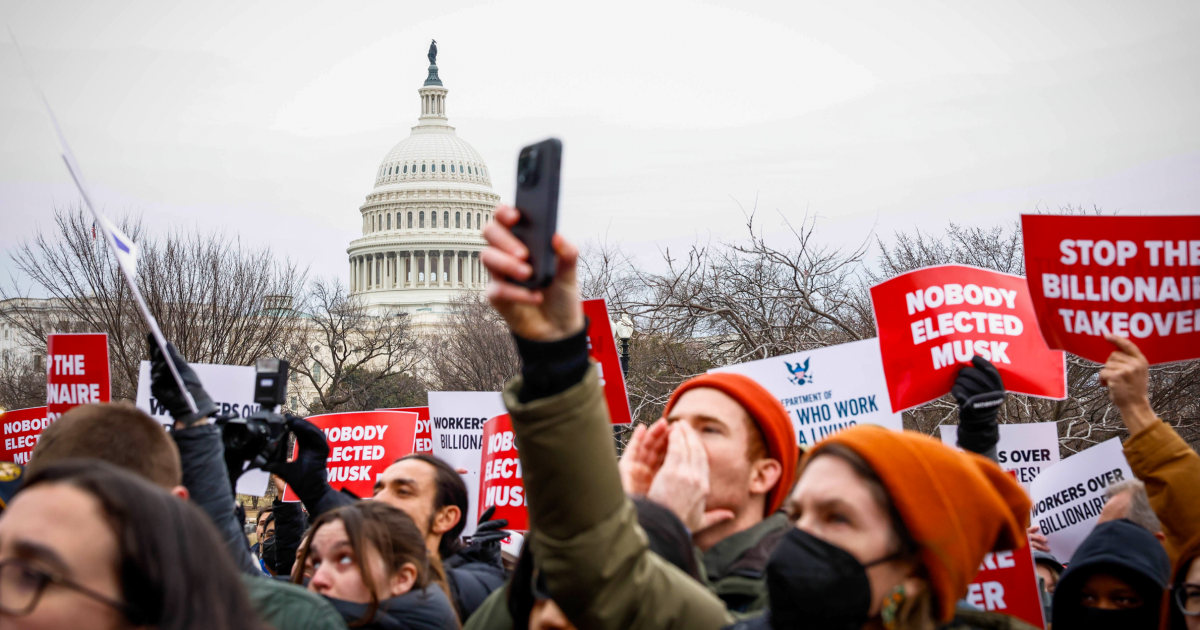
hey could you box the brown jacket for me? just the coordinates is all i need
[1123,420,1200,561]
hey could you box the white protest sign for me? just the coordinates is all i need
[428,391,505,536]
[711,338,902,448]
[940,422,1060,489]
[136,361,269,496]
[1028,438,1133,561]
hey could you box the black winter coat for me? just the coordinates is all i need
[325,586,459,630]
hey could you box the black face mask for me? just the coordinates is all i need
[1074,605,1158,630]
[765,528,902,630]
[261,536,278,570]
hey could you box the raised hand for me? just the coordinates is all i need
[147,334,216,426]
[1099,334,1157,434]
[619,419,670,496]
[481,204,584,342]
[647,422,735,533]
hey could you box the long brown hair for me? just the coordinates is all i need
[292,501,454,627]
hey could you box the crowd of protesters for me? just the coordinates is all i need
[0,204,1194,630]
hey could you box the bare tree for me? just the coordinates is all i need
[631,212,869,366]
[1,207,305,401]
[621,332,714,423]
[0,356,44,411]
[423,294,520,392]
[274,278,421,413]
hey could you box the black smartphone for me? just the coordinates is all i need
[512,138,562,288]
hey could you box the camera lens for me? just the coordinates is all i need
[517,150,539,187]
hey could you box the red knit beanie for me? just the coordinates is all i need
[805,425,1031,623]
[664,373,798,516]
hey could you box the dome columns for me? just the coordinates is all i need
[349,250,487,293]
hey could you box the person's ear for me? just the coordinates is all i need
[431,504,461,537]
[389,562,419,597]
[749,458,783,496]
[170,485,190,501]
[1155,531,1167,544]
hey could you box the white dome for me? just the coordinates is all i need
[372,126,492,189]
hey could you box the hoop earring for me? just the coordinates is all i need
[881,583,906,630]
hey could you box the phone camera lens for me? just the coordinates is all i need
[517,150,539,187]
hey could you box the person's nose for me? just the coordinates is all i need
[308,564,334,594]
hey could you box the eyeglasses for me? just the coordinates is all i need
[1176,583,1200,617]
[0,558,130,618]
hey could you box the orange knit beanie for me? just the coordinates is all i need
[805,425,1031,623]
[665,372,798,516]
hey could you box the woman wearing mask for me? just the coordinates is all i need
[479,210,1036,630]
[292,500,459,629]
[0,458,263,630]
[751,428,1035,630]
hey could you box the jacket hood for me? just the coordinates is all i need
[1165,532,1200,630]
[1052,519,1170,630]
[324,585,458,630]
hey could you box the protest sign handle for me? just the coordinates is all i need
[14,30,198,416]
[126,274,199,416]
[61,160,199,417]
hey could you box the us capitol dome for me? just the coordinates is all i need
[346,41,499,325]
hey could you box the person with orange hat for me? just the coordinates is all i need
[618,371,798,614]
[479,204,1037,630]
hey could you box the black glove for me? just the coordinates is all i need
[148,334,217,425]
[952,355,1005,454]
[262,416,332,508]
[450,506,511,567]
[471,506,511,545]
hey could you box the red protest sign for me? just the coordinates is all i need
[284,410,418,500]
[478,414,527,531]
[870,265,1066,411]
[0,407,50,465]
[46,333,110,422]
[383,406,432,454]
[582,299,633,425]
[1021,214,1200,364]
[965,543,1045,629]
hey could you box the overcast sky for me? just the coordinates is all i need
[2,0,1197,292]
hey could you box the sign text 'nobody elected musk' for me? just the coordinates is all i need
[283,410,418,501]
[0,407,50,465]
[711,338,902,447]
[478,414,528,531]
[870,265,1067,412]
[1022,214,1200,364]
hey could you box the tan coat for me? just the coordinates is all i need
[1123,420,1200,562]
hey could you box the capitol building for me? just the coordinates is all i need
[345,46,499,325]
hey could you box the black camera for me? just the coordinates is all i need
[218,358,294,484]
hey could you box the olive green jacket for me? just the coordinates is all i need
[503,366,734,630]
[700,512,790,615]
[241,575,346,630]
